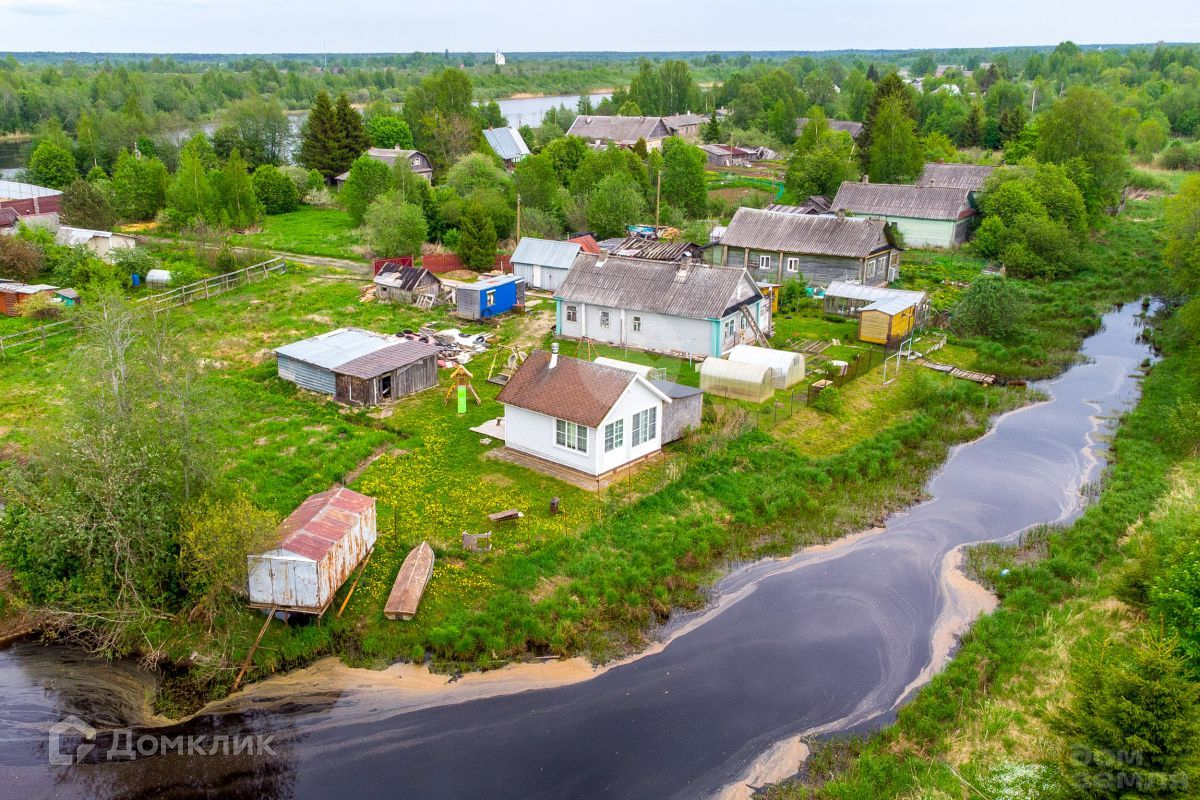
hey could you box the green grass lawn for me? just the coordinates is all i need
[228,206,364,261]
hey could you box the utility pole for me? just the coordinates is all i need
[654,171,661,227]
[516,193,522,241]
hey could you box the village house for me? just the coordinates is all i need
[604,236,706,262]
[275,327,440,406]
[663,112,707,139]
[795,117,864,140]
[830,180,976,248]
[374,264,443,306]
[56,226,137,261]
[565,115,671,149]
[719,206,901,287]
[554,254,770,357]
[497,346,674,478]
[334,148,433,186]
[482,126,531,169]
[916,162,996,202]
[699,143,754,168]
[510,237,582,292]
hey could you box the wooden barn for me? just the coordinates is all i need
[858,296,918,345]
[275,328,440,406]
[374,264,442,306]
[246,487,377,615]
[720,206,901,288]
[0,281,58,317]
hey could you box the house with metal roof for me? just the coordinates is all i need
[56,226,137,261]
[699,143,754,168]
[482,127,531,168]
[663,112,707,139]
[0,179,61,219]
[720,206,901,287]
[497,346,674,479]
[566,115,671,148]
[510,237,581,292]
[274,327,440,406]
[830,180,976,248]
[334,148,433,185]
[795,117,864,140]
[554,254,769,357]
[916,163,996,195]
[247,487,377,615]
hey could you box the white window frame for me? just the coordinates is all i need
[486,290,496,308]
[631,407,657,446]
[757,254,771,270]
[785,257,800,273]
[724,318,736,339]
[604,419,624,452]
[632,315,641,332]
[555,418,588,453]
[566,305,577,322]
[600,310,610,328]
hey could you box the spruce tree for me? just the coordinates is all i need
[456,201,497,271]
[702,112,722,144]
[334,93,370,176]
[961,104,985,147]
[298,91,340,181]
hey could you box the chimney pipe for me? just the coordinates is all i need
[861,175,869,184]
[549,342,559,369]
[837,208,845,221]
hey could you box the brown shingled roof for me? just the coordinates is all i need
[497,350,636,428]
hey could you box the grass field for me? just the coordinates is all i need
[228,206,365,261]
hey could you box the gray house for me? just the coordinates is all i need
[510,237,581,292]
[663,112,707,140]
[795,117,864,140]
[335,148,433,185]
[483,127,532,169]
[554,255,770,358]
[830,181,976,248]
[275,328,440,406]
[916,163,996,193]
[566,115,671,148]
[719,206,901,287]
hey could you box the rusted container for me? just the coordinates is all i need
[247,487,377,615]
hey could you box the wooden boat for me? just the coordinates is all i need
[384,541,435,620]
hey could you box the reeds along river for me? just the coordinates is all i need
[0,302,1156,800]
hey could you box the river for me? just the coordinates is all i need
[0,302,1154,799]
[0,92,611,178]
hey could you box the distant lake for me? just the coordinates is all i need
[0,91,612,175]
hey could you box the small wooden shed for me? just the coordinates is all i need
[374,265,442,306]
[727,344,805,389]
[858,296,917,345]
[0,282,57,317]
[699,358,775,403]
[651,379,704,442]
[247,488,377,615]
[275,328,441,407]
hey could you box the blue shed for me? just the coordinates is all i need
[455,274,526,320]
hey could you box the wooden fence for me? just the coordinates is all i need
[0,257,286,358]
[421,253,512,274]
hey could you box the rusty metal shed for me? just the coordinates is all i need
[247,487,377,615]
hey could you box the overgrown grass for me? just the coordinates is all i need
[227,206,364,261]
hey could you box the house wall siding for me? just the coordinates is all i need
[512,262,569,292]
[881,216,957,248]
[597,381,666,474]
[503,405,599,474]
[277,354,336,395]
[556,301,717,357]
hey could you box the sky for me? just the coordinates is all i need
[0,0,1197,54]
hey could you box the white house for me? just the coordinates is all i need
[510,237,582,292]
[554,254,771,358]
[56,226,137,261]
[496,346,673,478]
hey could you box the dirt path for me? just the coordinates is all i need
[130,235,372,276]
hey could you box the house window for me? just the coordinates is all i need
[604,419,624,451]
[724,318,735,339]
[631,407,657,446]
[566,305,578,322]
[555,419,588,452]
[411,157,421,166]
[632,315,641,332]
[600,311,610,328]
[486,290,496,307]
[757,254,771,270]
[786,257,799,273]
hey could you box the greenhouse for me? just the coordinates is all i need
[699,357,775,403]
[726,344,806,389]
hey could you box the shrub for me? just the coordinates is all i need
[953,275,1026,341]
[362,191,427,258]
[811,385,843,415]
[0,235,45,282]
[251,165,300,215]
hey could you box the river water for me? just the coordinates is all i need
[0,302,1154,799]
[0,92,610,178]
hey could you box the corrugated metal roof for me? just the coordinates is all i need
[566,115,670,143]
[0,180,61,200]
[498,350,637,428]
[720,207,890,258]
[482,127,531,162]
[511,237,581,271]
[824,280,926,305]
[795,118,864,138]
[336,339,441,379]
[275,487,375,562]
[455,273,524,293]
[605,237,702,262]
[568,234,601,254]
[0,282,57,295]
[556,254,760,320]
[374,265,440,291]
[56,226,112,246]
[862,296,917,315]
[0,208,20,227]
[274,328,397,372]
[916,163,996,192]
[831,182,973,221]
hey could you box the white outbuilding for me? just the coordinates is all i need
[727,344,806,389]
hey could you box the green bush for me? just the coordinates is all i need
[811,385,843,415]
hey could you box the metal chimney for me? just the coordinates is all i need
[549,342,559,369]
